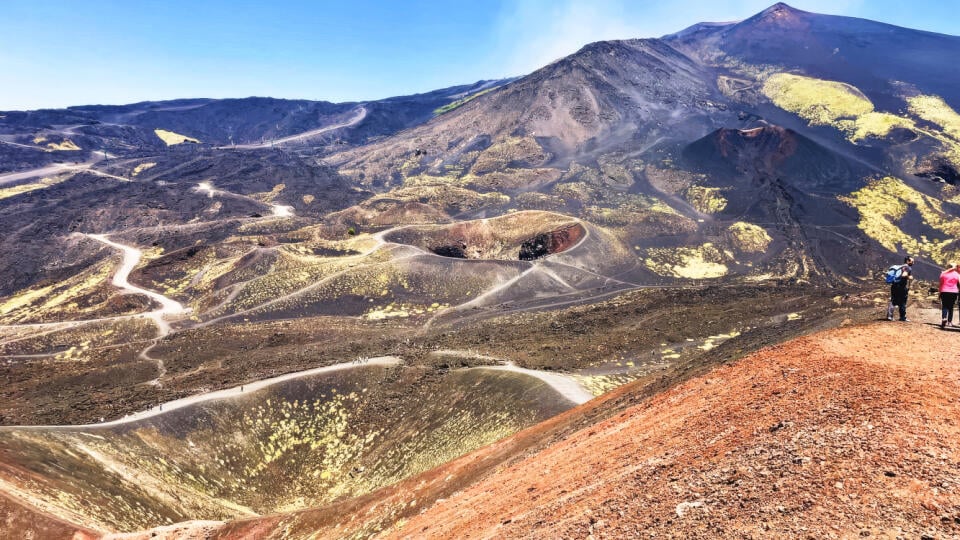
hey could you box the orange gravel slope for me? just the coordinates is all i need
[387,322,960,539]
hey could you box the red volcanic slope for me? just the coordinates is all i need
[387,322,960,539]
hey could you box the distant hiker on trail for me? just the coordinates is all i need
[886,256,915,322]
[939,263,959,328]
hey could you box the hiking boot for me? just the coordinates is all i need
[942,319,948,329]
[886,316,894,321]
[899,318,910,322]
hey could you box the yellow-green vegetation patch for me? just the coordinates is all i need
[840,176,960,265]
[252,183,286,203]
[0,258,117,323]
[685,186,728,213]
[850,112,916,141]
[372,184,509,213]
[211,249,388,315]
[463,168,561,191]
[727,222,772,253]
[434,86,500,115]
[583,193,679,227]
[471,136,547,174]
[32,135,47,144]
[574,373,642,397]
[0,177,65,200]
[907,94,960,166]
[515,192,566,210]
[908,95,960,140]
[364,301,449,321]
[553,181,594,203]
[698,330,741,351]
[46,139,81,151]
[644,243,729,279]
[402,173,464,187]
[761,73,919,142]
[763,73,873,126]
[302,194,315,204]
[154,129,200,145]
[131,162,156,176]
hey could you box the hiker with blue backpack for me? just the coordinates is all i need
[938,263,959,328]
[886,256,914,322]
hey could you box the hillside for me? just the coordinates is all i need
[384,321,960,538]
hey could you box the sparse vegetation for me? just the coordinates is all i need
[727,222,772,253]
[644,243,729,278]
[684,186,728,213]
[433,86,500,115]
[840,176,960,265]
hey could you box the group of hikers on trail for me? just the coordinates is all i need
[886,255,960,328]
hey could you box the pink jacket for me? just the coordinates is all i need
[940,269,960,293]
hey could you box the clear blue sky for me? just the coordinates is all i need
[1,0,957,110]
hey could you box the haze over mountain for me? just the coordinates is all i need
[1,3,959,538]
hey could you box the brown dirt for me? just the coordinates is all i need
[0,491,100,539]
[386,322,960,539]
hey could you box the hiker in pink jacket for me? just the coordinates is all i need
[939,263,960,328]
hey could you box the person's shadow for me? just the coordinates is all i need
[924,322,960,331]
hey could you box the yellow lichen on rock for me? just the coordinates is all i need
[727,222,772,253]
[154,129,200,145]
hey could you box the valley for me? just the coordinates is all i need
[1,2,958,538]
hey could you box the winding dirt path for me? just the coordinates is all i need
[196,180,295,219]
[430,350,593,405]
[1,356,401,430]
[0,153,106,185]
[221,107,366,149]
[88,234,188,337]
[480,362,593,405]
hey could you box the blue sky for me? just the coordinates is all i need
[1,0,957,110]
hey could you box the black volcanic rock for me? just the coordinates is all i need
[664,2,960,104]
[683,124,868,192]
[332,38,734,183]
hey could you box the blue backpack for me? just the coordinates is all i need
[884,264,905,284]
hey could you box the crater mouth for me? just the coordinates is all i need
[518,224,585,261]
[382,211,585,261]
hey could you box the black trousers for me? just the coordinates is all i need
[941,292,958,322]
[890,286,908,320]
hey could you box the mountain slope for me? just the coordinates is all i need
[332,38,731,185]
[664,2,960,105]
[384,322,960,538]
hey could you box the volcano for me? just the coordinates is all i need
[1,3,959,538]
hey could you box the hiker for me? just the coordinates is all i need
[887,256,915,322]
[939,262,959,328]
